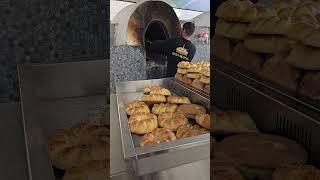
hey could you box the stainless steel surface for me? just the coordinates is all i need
[115,78,210,176]
[174,79,209,98]
[213,66,320,167]
[0,102,29,180]
[18,60,108,180]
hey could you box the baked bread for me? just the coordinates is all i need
[143,86,162,93]
[248,16,290,35]
[158,112,188,131]
[182,75,192,84]
[128,112,158,134]
[177,104,206,119]
[62,160,109,180]
[140,128,176,147]
[204,85,210,94]
[285,44,320,70]
[259,54,301,92]
[176,124,209,139]
[215,19,249,40]
[177,68,188,75]
[191,79,204,91]
[255,3,278,19]
[244,35,291,53]
[152,103,177,115]
[187,66,201,73]
[186,73,201,79]
[212,35,234,62]
[216,0,258,23]
[167,96,191,104]
[200,67,210,77]
[141,94,166,103]
[149,88,171,96]
[177,61,190,68]
[231,42,265,74]
[174,73,183,81]
[195,113,210,129]
[285,19,319,44]
[124,100,150,115]
[215,134,308,180]
[299,71,320,100]
[272,164,320,180]
[199,75,210,84]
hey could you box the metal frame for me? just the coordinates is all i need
[115,78,210,176]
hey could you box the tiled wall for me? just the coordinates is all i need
[0,0,109,102]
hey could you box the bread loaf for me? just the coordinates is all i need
[248,16,290,35]
[158,112,188,131]
[176,124,209,139]
[215,19,248,40]
[216,0,258,23]
[140,128,176,147]
[182,75,192,84]
[244,35,291,53]
[255,3,278,19]
[191,79,204,90]
[212,35,234,62]
[128,112,158,134]
[177,104,206,119]
[285,44,320,70]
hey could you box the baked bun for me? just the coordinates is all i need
[285,44,320,70]
[186,73,201,79]
[140,128,176,147]
[191,79,204,91]
[128,112,158,134]
[299,71,320,101]
[272,164,320,180]
[248,16,290,35]
[177,61,190,68]
[285,20,318,44]
[200,67,210,77]
[260,54,300,92]
[177,68,188,75]
[177,104,206,119]
[216,0,258,23]
[167,95,191,104]
[176,124,209,139]
[142,94,166,104]
[158,112,188,131]
[204,85,210,94]
[215,19,249,40]
[182,75,192,84]
[125,100,150,115]
[62,160,109,180]
[187,66,202,73]
[149,88,171,96]
[143,86,162,93]
[244,35,291,53]
[199,75,210,84]
[152,103,177,115]
[231,42,265,73]
[255,3,278,19]
[212,35,234,62]
[174,73,183,81]
[195,113,210,129]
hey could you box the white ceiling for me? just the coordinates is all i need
[110,0,205,21]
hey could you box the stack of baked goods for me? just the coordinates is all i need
[47,123,109,180]
[174,61,210,94]
[124,86,210,147]
[213,0,320,102]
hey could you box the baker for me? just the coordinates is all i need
[146,22,196,77]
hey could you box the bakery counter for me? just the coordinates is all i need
[110,94,210,180]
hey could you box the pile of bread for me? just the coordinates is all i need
[174,61,210,94]
[213,0,320,100]
[124,86,210,147]
[48,123,109,180]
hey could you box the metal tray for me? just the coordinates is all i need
[212,65,320,167]
[115,78,210,176]
[18,60,108,180]
[173,78,210,98]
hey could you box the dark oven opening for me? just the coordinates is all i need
[145,21,169,79]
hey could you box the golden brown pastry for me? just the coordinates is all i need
[199,75,210,84]
[212,35,234,62]
[158,112,188,131]
[140,128,176,147]
[244,35,291,53]
[177,61,191,68]
[200,67,210,77]
[174,73,183,81]
[216,0,258,23]
[272,164,320,180]
[187,65,202,73]
[260,54,300,92]
[248,16,290,35]
[204,84,210,94]
[299,71,320,101]
[191,79,204,91]
[195,113,210,129]
[152,103,177,115]
[63,160,109,180]
[177,68,188,75]
[141,94,167,103]
[128,112,158,134]
[285,18,319,43]
[167,95,191,104]
[231,42,265,73]
[215,19,249,40]
[124,100,150,115]
[176,124,209,139]
[177,104,206,119]
[143,86,162,93]
[186,73,201,79]
[285,44,320,70]
[149,88,171,96]
[254,3,278,19]
[182,74,192,84]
